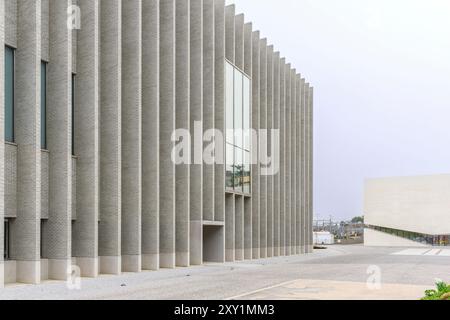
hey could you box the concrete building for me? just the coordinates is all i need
[364,175,450,247]
[0,0,314,287]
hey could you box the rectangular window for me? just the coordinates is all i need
[226,143,234,190]
[225,61,252,194]
[72,74,75,156]
[41,62,47,149]
[234,146,243,192]
[243,77,251,151]
[234,71,243,148]
[226,63,234,144]
[4,219,10,260]
[5,46,14,143]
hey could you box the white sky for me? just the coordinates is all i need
[227,0,450,221]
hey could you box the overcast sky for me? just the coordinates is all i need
[227,0,450,221]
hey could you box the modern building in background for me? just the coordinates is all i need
[0,0,314,287]
[364,175,450,247]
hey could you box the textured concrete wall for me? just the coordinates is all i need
[45,0,73,280]
[0,0,5,288]
[175,0,190,268]
[272,51,280,257]
[99,0,122,275]
[266,45,274,258]
[121,0,142,273]
[364,228,428,247]
[1,0,314,285]
[365,175,450,236]
[159,0,176,269]
[251,30,260,259]
[5,144,16,218]
[190,0,203,266]
[5,0,17,47]
[12,0,42,284]
[73,0,99,277]
[202,0,215,223]
[259,38,267,259]
[142,0,160,271]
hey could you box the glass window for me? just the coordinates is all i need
[243,150,251,194]
[243,76,251,151]
[4,219,10,260]
[5,46,14,143]
[226,143,234,190]
[226,63,234,144]
[234,71,243,148]
[72,74,75,155]
[234,147,243,192]
[41,62,47,149]
[225,62,252,194]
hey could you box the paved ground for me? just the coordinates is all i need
[1,245,448,300]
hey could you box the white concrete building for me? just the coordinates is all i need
[364,174,450,247]
[0,0,314,287]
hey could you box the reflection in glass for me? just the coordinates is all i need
[41,62,47,149]
[243,76,250,151]
[225,62,252,194]
[234,71,243,148]
[243,151,251,194]
[226,63,234,144]
[226,143,234,190]
[5,46,14,143]
[234,147,243,192]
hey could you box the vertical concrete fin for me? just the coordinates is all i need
[46,0,73,280]
[72,0,99,278]
[266,45,274,258]
[243,22,252,260]
[308,86,314,252]
[159,0,176,269]
[0,0,5,289]
[121,0,142,273]
[234,14,244,70]
[272,52,280,257]
[259,38,267,259]
[279,57,285,256]
[284,63,291,255]
[175,0,190,268]
[295,74,302,255]
[214,0,226,263]
[189,0,204,266]
[142,0,160,271]
[13,0,42,284]
[214,0,225,226]
[251,30,260,259]
[202,0,215,222]
[225,193,235,261]
[299,77,306,254]
[224,4,235,63]
[234,195,244,260]
[99,0,122,275]
[290,68,297,255]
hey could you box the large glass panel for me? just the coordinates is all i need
[234,146,243,192]
[243,76,251,151]
[234,70,243,148]
[41,62,47,149]
[4,219,9,260]
[243,150,251,194]
[225,62,252,194]
[226,63,234,144]
[72,74,75,155]
[226,143,234,190]
[5,46,14,143]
